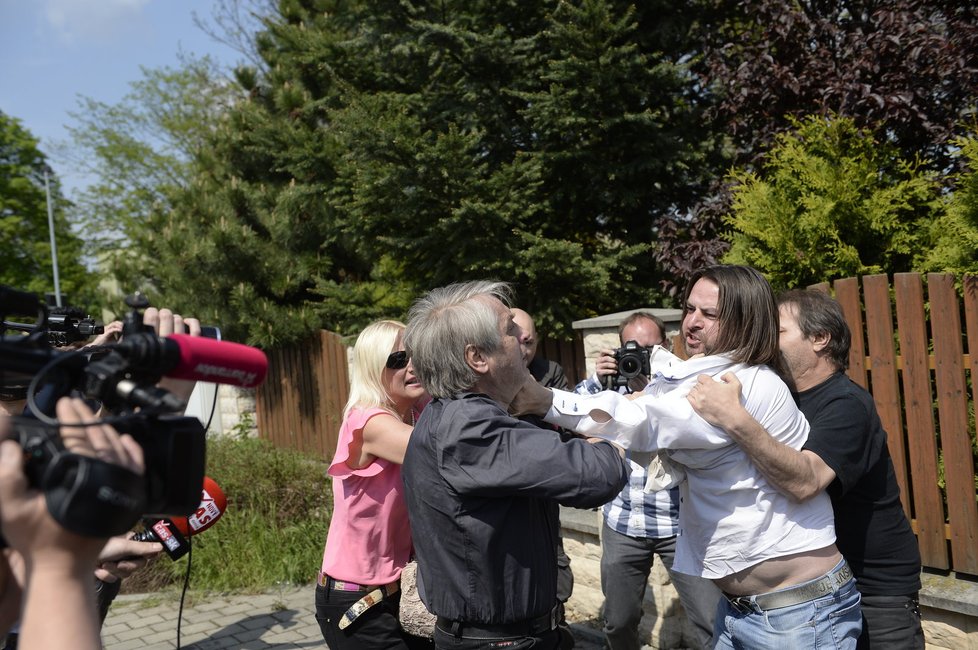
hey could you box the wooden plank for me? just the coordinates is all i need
[929,274,978,574]
[321,330,348,462]
[296,336,315,456]
[863,274,911,518]
[834,277,867,388]
[894,273,948,569]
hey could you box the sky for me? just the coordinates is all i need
[0,0,246,196]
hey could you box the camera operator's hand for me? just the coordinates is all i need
[94,535,163,583]
[0,397,144,649]
[0,547,25,636]
[144,307,202,405]
[87,319,123,347]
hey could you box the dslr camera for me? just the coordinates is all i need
[604,339,652,391]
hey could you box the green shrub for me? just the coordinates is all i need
[722,114,942,290]
[123,436,331,594]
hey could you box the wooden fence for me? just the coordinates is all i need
[253,272,978,575]
[255,329,350,461]
[813,273,978,576]
[538,331,588,388]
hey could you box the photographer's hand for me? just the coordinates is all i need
[144,307,202,406]
[594,349,619,378]
[87,319,123,347]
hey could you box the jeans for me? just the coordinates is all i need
[433,624,561,649]
[600,526,721,650]
[315,583,434,650]
[712,561,862,650]
[858,593,924,649]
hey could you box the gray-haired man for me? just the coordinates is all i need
[402,280,629,650]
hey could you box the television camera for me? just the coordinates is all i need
[0,285,263,538]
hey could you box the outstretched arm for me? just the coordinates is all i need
[687,372,836,501]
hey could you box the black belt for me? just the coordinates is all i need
[436,603,559,639]
[723,559,854,613]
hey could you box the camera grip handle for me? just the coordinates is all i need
[41,452,147,538]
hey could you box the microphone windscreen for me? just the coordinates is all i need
[166,334,268,388]
[171,476,228,537]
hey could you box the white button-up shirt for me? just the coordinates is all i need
[545,354,836,579]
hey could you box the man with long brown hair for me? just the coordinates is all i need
[513,265,862,649]
[689,288,922,649]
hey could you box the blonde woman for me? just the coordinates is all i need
[315,320,432,649]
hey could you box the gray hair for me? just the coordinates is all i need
[404,281,512,398]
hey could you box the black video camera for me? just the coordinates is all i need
[47,311,105,346]
[3,307,105,348]
[604,339,652,391]
[1,285,207,538]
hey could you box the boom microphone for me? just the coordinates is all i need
[131,476,228,560]
[117,333,268,388]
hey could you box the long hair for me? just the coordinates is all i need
[404,281,512,399]
[683,265,784,374]
[778,289,851,370]
[343,320,404,417]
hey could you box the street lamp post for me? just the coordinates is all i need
[44,168,62,307]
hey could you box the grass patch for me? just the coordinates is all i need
[123,436,331,594]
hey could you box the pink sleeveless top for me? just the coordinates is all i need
[320,407,412,585]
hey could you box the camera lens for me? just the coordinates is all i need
[619,355,641,377]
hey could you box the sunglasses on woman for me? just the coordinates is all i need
[386,350,409,370]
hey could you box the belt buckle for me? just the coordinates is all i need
[727,595,752,614]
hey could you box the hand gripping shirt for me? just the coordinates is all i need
[545,355,836,579]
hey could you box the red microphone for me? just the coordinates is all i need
[163,335,267,388]
[116,333,268,388]
[132,476,228,560]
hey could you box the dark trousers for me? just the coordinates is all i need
[600,526,720,650]
[857,593,924,649]
[315,583,433,650]
[434,624,561,649]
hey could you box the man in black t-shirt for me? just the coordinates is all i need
[688,289,923,649]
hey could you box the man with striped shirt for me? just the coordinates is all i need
[575,312,719,650]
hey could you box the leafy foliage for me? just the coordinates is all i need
[697,0,978,173]
[91,0,723,343]
[65,57,244,319]
[723,115,942,289]
[0,112,96,309]
[920,133,978,275]
[124,435,330,593]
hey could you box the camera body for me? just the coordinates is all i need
[604,339,652,390]
[46,312,105,347]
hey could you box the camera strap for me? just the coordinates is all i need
[40,451,147,538]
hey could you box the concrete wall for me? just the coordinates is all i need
[185,383,259,437]
[561,507,700,649]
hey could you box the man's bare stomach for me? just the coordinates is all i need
[713,544,842,596]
